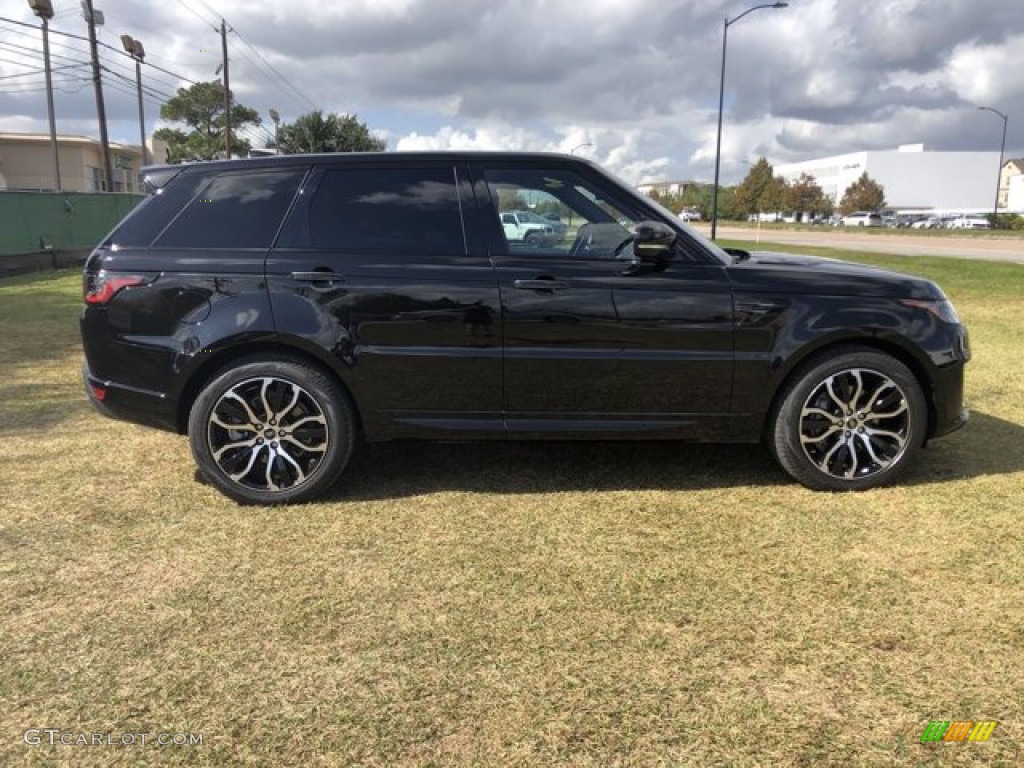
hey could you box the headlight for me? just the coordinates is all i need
[900,298,961,324]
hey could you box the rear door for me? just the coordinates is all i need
[267,160,502,439]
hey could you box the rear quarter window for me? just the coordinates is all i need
[154,168,306,249]
[105,170,207,248]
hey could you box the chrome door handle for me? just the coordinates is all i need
[513,278,568,292]
[290,271,346,290]
[290,271,346,282]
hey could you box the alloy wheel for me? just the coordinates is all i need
[798,368,911,481]
[206,376,329,493]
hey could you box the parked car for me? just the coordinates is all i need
[500,210,560,244]
[840,211,883,227]
[81,152,969,504]
[678,208,702,222]
[949,215,991,230]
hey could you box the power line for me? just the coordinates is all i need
[229,27,317,112]
[0,16,198,88]
[0,62,88,80]
[226,38,309,114]
[0,54,49,70]
[0,39,88,66]
[0,76,91,94]
[173,0,219,31]
[101,65,175,102]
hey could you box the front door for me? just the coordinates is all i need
[472,160,735,437]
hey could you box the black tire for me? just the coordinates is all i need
[769,346,927,491]
[188,356,355,505]
[524,231,541,245]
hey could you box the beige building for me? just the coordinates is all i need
[0,133,168,193]
[999,158,1024,210]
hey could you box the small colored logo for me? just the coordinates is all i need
[921,720,997,743]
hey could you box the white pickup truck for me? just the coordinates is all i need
[500,211,560,244]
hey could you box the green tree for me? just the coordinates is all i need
[715,185,741,220]
[154,81,260,162]
[679,184,712,218]
[784,173,832,219]
[838,172,886,214]
[497,189,529,210]
[733,157,785,216]
[277,111,386,154]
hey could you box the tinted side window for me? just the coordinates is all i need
[107,170,207,248]
[155,169,305,249]
[279,167,465,253]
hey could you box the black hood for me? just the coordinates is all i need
[725,250,944,300]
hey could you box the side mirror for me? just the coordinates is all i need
[631,221,676,261]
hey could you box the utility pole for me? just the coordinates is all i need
[220,19,231,159]
[84,0,113,191]
[28,0,60,191]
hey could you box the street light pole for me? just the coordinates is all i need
[121,35,148,167]
[570,142,593,155]
[710,2,787,240]
[978,106,1008,224]
[28,0,60,191]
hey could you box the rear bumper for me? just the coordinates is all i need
[82,361,179,432]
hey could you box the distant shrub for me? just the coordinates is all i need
[988,213,1024,230]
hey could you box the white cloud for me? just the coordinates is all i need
[1,0,1022,183]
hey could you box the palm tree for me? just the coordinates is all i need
[278,111,386,154]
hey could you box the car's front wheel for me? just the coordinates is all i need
[770,347,927,491]
[188,356,355,505]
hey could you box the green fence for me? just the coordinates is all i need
[0,191,144,256]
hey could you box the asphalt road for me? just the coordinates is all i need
[692,224,1024,264]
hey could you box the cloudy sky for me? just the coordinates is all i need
[1,0,1022,184]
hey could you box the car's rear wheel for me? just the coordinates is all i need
[770,347,927,491]
[524,231,541,245]
[188,356,355,505]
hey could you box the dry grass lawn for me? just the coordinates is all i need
[1,248,1022,766]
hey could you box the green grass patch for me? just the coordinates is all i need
[1,264,1022,766]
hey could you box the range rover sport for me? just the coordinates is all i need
[81,152,969,504]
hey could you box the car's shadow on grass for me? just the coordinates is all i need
[902,410,1024,486]
[326,410,1022,500]
[330,440,787,500]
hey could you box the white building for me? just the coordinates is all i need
[636,180,695,198]
[1008,174,1024,213]
[775,144,1000,211]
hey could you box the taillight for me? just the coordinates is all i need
[83,271,152,305]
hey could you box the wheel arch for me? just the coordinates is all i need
[174,339,363,436]
[761,336,938,442]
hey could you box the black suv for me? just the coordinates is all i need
[81,152,969,504]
